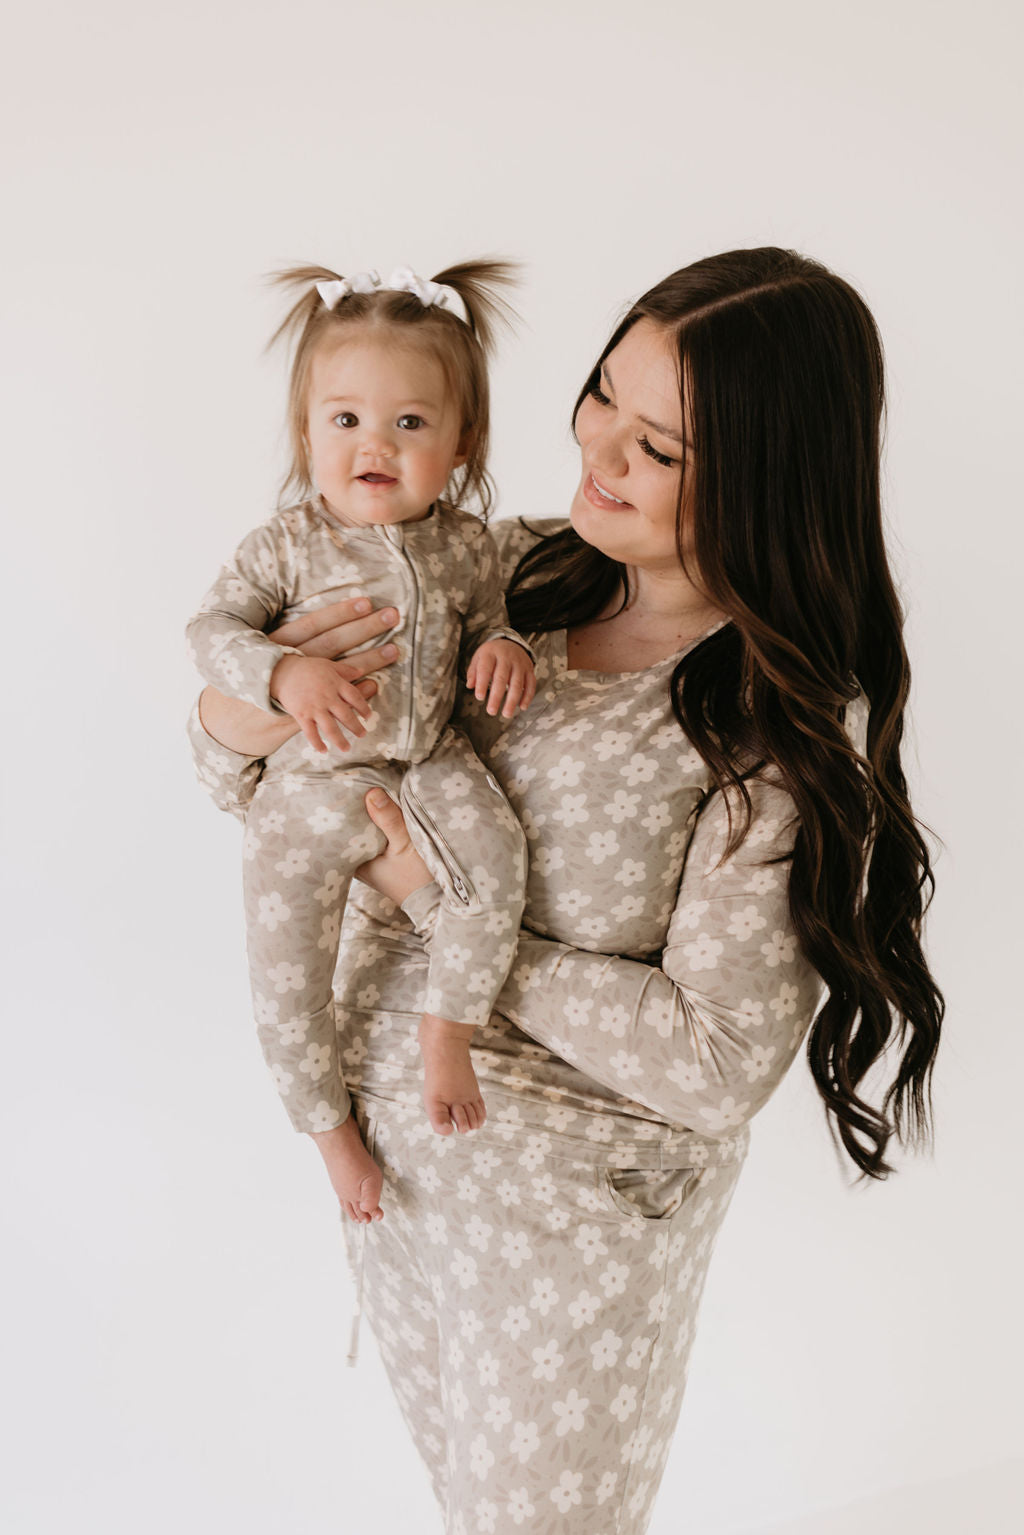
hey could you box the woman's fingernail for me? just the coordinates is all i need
[368,789,388,807]
[381,643,398,659]
[380,608,397,625]
[354,598,371,614]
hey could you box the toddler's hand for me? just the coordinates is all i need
[270,654,374,753]
[465,639,536,718]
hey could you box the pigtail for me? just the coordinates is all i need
[430,259,521,359]
[266,265,346,353]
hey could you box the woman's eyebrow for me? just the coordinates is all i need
[640,414,684,444]
[602,362,686,445]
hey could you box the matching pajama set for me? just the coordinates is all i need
[188,515,869,1534]
[186,498,531,1132]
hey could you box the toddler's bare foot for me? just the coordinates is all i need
[310,1112,384,1224]
[418,1013,486,1136]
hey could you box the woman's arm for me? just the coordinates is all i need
[498,772,820,1134]
[197,686,300,757]
[187,599,400,816]
[364,774,822,1138]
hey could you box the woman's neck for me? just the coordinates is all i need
[568,569,725,673]
[609,567,723,637]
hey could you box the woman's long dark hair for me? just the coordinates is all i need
[509,248,943,1180]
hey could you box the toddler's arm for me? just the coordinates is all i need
[187,517,376,752]
[459,521,536,717]
[186,517,306,712]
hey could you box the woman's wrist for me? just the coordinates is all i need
[197,685,299,757]
[401,881,442,938]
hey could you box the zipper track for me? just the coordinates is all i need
[403,791,476,906]
[390,532,419,760]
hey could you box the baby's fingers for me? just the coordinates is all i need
[334,678,373,719]
[485,662,513,717]
[469,656,494,700]
[299,718,331,754]
[500,661,536,718]
[318,712,353,754]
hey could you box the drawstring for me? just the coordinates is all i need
[346,1117,377,1368]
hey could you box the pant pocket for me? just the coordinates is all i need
[598,1165,700,1223]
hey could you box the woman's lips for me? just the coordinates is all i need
[582,471,632,510]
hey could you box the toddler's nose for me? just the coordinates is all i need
[360,434,395,460]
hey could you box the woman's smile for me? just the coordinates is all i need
[584,471,632,509]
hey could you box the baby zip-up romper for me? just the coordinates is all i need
[186,498,531,1132]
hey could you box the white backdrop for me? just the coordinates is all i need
[3,1,1021,1531]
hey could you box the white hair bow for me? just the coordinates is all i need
[315,267,466,322]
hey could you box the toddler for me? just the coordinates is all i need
[187,262,534,1220]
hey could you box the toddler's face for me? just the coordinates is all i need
[305,331,468,528]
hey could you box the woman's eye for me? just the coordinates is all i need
[589,381,611,406]
[638,434,677,469]
[333,412,358,428]
[397,414,424,430]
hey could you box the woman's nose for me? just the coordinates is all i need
[587,420,628,478]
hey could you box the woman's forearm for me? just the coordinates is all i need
[197,686,299,757]
[495,774,818,1136]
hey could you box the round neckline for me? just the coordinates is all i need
[552,617,729,685]
[311,495,438,531]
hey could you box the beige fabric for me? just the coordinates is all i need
[188,514,870,1531]
[343,1095,743,1534]
[185,498,532,1130]
[186,497,528,747]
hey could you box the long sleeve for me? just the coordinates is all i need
[185,700,264,823]
[459,525,535,664]
[488,770,822,1137]
[185,519,303,714]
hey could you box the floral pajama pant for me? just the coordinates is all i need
[241,726,527,1131]
[344,1096,745,1535]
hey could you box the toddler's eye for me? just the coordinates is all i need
[397,414,425,430]
[333,412,358,428]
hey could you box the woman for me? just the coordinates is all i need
[190,247,943,1534]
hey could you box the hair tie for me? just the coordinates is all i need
[315,267,468,324]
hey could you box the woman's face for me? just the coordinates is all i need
[570,318,695,577]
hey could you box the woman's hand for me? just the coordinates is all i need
[356,789,434,907]
[268,597,399,659]
[198,597,400,758]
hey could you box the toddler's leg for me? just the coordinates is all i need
[242,775,387,1215]
[401,727,528,1137]
[416,1015,483,1137]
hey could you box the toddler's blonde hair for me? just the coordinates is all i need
[268,259,519,516]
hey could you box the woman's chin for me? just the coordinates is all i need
[569,490,627,559]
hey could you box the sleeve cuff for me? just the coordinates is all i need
[467,628,536,664]
[400,881,442,939]
[187,699,264,820]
